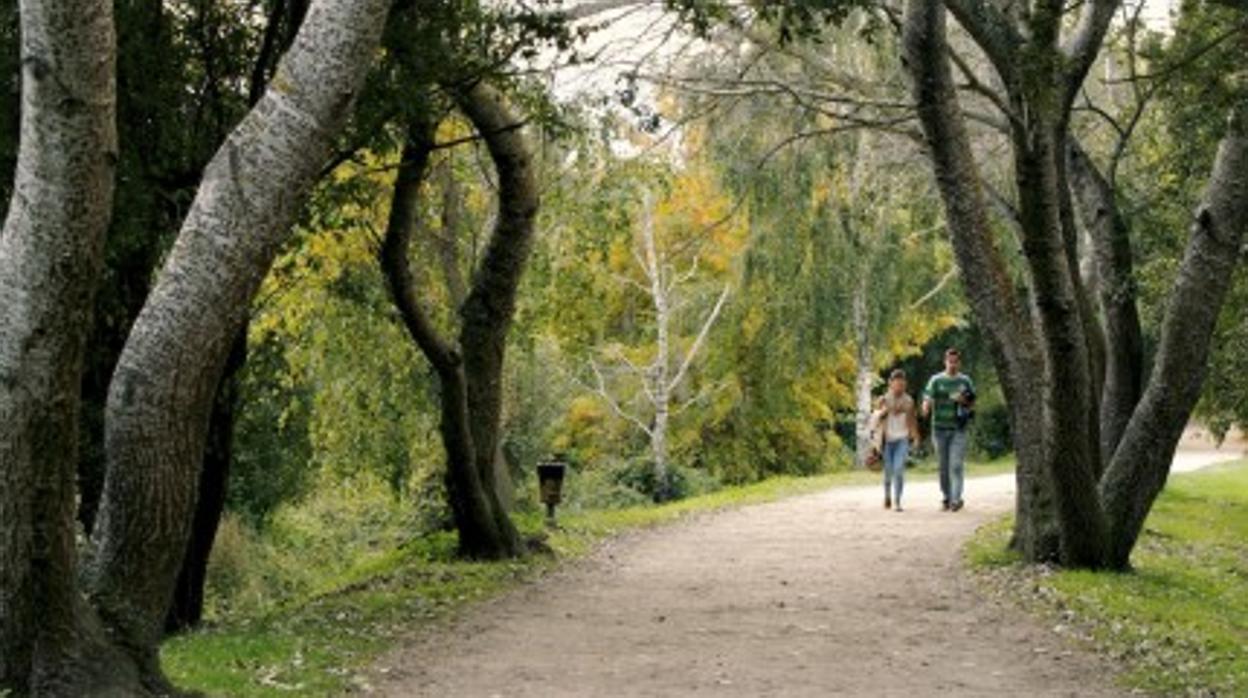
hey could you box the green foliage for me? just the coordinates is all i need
[664,0,875,42]
[206,475,434,622]
[1096,0,1248,436]
[969,462,1248,696]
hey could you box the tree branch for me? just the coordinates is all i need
[942,0,1022,84]
[587,360,654,437]
[380,126,461,373]
[1062,0,1121,107]
[667,283,731,393]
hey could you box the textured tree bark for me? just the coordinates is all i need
[165,330,244,633]
[910,0,1244,569]
[86,0,392,685]
[0,0,122,693]
[637,193,673,495]
[1011,117,1108,567]
[165,1,310,634]
[453,82,538,549]
[1067,140,1144,462]
[380,111,525,559]
[1100,109,1248,569]
[901,0,1059,562]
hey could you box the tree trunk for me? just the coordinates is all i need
[638,191,673,497]
[901,0,1058,562]
[1011,115,1108,568]
[1067,140,1144,462]
[1099,108,1248,569]
[165,329,245,633]
[380,106,526,560]
[163,0,311,635]
[86,0,392,683]
[852,271,873,469]
[911,0,1243,570]
[0,0,124,693]
[453,82,538,545]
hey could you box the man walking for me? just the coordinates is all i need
[922,347,975,511]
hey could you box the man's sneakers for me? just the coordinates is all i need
[941,500,950,511]
[950,500,965,512]
[894,504,904,512]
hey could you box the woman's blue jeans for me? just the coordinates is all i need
[883,438,908,503]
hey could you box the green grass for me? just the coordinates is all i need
[966,460,1248,696]
[166,456,1013,697]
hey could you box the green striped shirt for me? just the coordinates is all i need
[923,372,974,430]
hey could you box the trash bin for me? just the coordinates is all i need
[537,454,568,524]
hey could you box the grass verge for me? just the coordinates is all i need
[965,459,1248,696]
[165,456,1013,697]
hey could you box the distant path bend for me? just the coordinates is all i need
[366,449,1241,697]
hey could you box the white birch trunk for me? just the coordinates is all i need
[592,193,730,499]
[640,193,671,491]
[87,0,391,672]
[853,271,874,468]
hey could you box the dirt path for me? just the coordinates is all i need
[366,450,1242,697]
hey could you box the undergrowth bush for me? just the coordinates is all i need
[207,474,433,622]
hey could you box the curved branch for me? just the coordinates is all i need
[942,0,1022,86]
[380,125,460,374]
[1062,0,1120,108]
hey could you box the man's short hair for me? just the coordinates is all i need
[889,368,906,381]
[945,347,960,357]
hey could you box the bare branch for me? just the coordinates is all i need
[909,267,959,310]
[588,360,654,437]
[667,283,731,394]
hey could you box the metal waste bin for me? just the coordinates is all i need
[537,454,568,524]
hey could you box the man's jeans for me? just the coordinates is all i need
[933,428,968,504]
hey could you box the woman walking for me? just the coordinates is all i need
[876,369,920,511]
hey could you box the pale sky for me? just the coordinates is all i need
[540,0,1181,104]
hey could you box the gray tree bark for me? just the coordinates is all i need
[906,0,1246,569]
[85,0,392,685]
[1100,106,1248,568]
[1067,140,1144,463]
[901,0,1059,562]
[0,0,136,694]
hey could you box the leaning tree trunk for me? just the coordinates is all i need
[0,0,122,694]
[85,0,391,687]
[165,0,311,633]
[165,330,245,633]
[1099,106,1248,569]
[901,0,1059,562]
